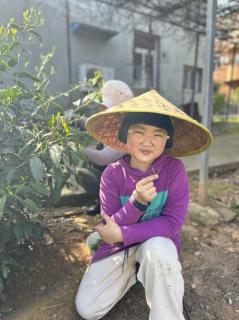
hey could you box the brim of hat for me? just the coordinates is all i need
[85,91,213,157]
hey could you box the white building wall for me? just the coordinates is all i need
[69,0,134,87]
[0,0,206,115]
[159,28,205,113]
[0,0,69,94]
[103,32,134,87]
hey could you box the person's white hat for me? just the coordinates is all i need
[101,80,133,108]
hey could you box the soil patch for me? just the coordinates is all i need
[1,170,239,320]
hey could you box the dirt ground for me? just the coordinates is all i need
[1,169,239,320]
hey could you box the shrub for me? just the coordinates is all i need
[213,92,226,114]
[0,8,102,299]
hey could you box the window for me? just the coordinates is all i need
[220,55,229,65]
[234,54,239,64]
[78,63,114,82]
[183,65,203,93]
[214,54,221,69]
[133,31,159,89]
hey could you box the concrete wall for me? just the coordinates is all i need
[158,27,205,113]
[0,0,206,115]
[69,0,134,87]
[0,0,69,94]
[103,31,134,87]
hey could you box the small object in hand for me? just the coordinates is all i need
[90,239,103,252]
[86,231,102,255]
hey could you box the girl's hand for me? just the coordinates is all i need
[134,174,158,204]
[93,213,123,245]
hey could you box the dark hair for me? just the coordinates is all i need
[118,112,174,149]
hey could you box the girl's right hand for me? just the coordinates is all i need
[133,174,158,204]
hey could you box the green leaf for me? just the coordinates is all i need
[7,58,18,68]
[13,223,24,242]
[14,184,28,194]
[29,156,46,182]
[17,197,39,213]
[49,144,62,167]
[0,61,8,72]
[2,265,10,279]
[0,86,22,99]
[0,147,16,154]
[29,30,42,41]
[82,92,98,104]
[0,304,14,313]
[13,71,40,82]
[6,168,17,183]
[70,150,80,166]
[0,196,7,219]
[11,22,23,32]
[61,118,70,135]
[23,222,33,239]
[49,114,56,128]
[30,183,48,196]
[49,166,66,205]
[0,277,3,295]
[13,79,26,89]
[55,112,61,121]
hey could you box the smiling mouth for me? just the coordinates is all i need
[140,150,152,155]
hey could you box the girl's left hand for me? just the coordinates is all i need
[93,213,123,245]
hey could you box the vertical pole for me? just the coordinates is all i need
[147,19,153,90]
[198,0,217,206]
[225,43,237,120]
[66,0,72,87]
[190,32,200,118]
[190,0,202,118]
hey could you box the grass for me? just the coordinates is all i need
[213,115,239,123]
[211,120,239,135]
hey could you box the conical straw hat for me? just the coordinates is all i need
[85,89,213,157]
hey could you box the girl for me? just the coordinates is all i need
[75,90,212,320]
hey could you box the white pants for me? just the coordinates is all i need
[75,236,185,320]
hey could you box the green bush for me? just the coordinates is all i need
[213,92,226,114]
[0,8,102,299]
[232,87,239,106]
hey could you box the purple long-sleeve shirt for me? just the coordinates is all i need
[92,153,189,263]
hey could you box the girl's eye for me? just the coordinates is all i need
[134,131,144,135]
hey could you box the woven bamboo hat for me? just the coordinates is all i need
[85,89,213,157]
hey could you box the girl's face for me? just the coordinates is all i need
[126,123,169,171]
